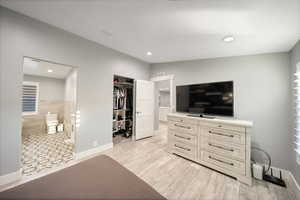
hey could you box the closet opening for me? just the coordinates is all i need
[113,75,134,145]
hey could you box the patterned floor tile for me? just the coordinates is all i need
[22,131,74,176]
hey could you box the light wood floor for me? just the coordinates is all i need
[103,124,297,200]
[1,124,297,200]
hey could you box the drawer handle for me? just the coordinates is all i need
[174,124,191,129]
[174,144,191,151]
[208,156,234,166]
[208,143,234,152]
[174,134,191,140]
[209,131,234,138]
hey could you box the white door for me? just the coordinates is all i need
[135,80,154,140]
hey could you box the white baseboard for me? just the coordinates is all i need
[75,143,113,160]
[0,143,113,186]
[0,169,22,186]
[288,172,300,200]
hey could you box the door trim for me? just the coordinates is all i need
[150,74,174,113]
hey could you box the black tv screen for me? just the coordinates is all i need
[176,81,234,116]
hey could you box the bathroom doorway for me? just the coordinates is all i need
[21,57,78,177]
[151,75,174,133]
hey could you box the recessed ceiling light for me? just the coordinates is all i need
[48,69,53,73]
[147,51,152,56]
[223,36,235,43]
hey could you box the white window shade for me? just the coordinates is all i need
[294,66,300,156]
[22,81,39,115]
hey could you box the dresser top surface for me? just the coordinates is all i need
[168,113,253,128]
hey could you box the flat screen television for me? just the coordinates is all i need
[176,81,234,117]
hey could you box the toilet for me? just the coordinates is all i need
[46,113,58,134]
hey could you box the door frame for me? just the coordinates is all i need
[150,74,174,113]
[21,56,79,172]
[112,74,135,143]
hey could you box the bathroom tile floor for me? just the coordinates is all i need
[22,130,74,176]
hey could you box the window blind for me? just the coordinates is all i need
[22,82,39,114]
[295,69,300,156]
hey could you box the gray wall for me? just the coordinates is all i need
[0,7,150,176]
[23,75,65,101]
[151,53,291,170]
[289,40,300,185]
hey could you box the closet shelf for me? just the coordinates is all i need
[113,119,132,122]
[114,82,133,87]
[113,109,131,111]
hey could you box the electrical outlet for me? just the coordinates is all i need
[93,140,98,147]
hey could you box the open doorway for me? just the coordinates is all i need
[112,75,134,145]
[21,57,78,176]
[151,75,174,133]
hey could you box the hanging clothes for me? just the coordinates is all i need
[114,86,127,110]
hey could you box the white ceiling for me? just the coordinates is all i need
[1,0,300,63]
[23,57,73,79]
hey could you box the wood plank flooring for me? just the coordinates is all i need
[0,123,297,200]
[103,124,297,200]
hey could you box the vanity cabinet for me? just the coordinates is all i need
[167,113,253,185]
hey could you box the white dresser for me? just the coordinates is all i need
[167,113,253,185]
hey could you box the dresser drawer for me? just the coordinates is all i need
[201,127,245,145]
[201,151,245,175]
[169,141,196,161]
[168,121,198,135]
[201,137,245,161]
[169,131,197,146]
[200,122,245,133]
[168,115,198,125]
